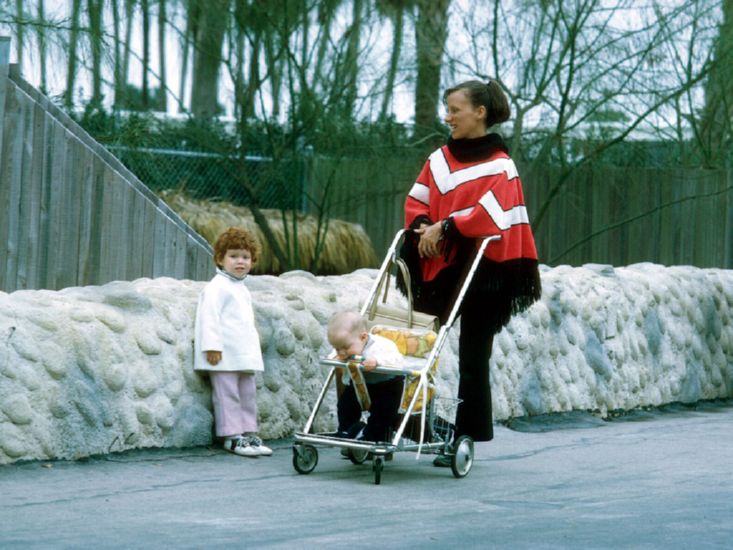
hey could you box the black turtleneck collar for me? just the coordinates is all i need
[446,133,509,163]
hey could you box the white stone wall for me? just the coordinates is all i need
[0,264,731,464]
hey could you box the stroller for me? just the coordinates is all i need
[292,230,500,484]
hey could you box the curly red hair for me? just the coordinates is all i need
[213,227,260,267]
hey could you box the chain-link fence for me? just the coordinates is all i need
[106,145,310,210]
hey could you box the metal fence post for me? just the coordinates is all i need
[295,136,314,213]
[302,144,314,214]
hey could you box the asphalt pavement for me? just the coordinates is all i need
[1,400,732,549]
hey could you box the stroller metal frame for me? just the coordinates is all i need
[292,229,500,484]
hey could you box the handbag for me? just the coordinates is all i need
[365,256,439,332]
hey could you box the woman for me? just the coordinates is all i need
[401,80,541,465]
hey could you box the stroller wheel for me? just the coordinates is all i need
[347,448,370,465]
[450,435,474,478]
[292,444,318,474]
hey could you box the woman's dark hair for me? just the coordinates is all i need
[443,80,510,127]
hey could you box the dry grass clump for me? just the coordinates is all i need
[161,190,378,275]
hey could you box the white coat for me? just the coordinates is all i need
[194,270,265,372]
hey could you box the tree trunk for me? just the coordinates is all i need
[122,0,137,106]
[333,0,363,117]
[313,2,338,94]
[111,0,124,107]
[87,0,104,108]
[64,0,82,108]
[263,31,282,118]
[380,7,404,120]
[231,0,244,120]
[190,0,229,119]
[243,32,261,119]
[233,32,243,119]
[178,0,197,113]
[414,0,450,139]
[699,0,733,167]
[141,0,150,109]
[15,0,23,74]
[157,0,168,111]
[300,0,310,71]
[37,0,47,94]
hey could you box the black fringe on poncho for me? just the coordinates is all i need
[397,224,542,335]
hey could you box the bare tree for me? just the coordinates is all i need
[312,0,343,96]
[112,0,124,106]
[157,0,168,111]
[14,0,23,74]
[377,0,410,120]
[697,0,733,167]
[64,0,82,108]
[190,0,229,118]
[447,0,721,229]
[262,12,285,119]
[121,0,137,103]
[88,0,104,108]
[330,0,364,117]
[141,0,150,108]
[413,0,450,139]
[177,0,196,113]
[242,4,263,119]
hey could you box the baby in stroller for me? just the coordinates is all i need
[327,310,404,442]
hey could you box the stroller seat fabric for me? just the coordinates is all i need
[370,325,439,414]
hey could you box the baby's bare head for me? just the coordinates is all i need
[327,310,367,358]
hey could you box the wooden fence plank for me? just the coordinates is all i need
[15,89,37,289]
[43,124,67,288]
[95,160,116,284]
[174,225,187,276]
[0,84,19,291]
[76,145,94,284]
[152,212,169,277]
[57,135,82,289]
[22,101,47,289]
[141,199,157,276]
[2,84,26,291]
[127,188,146,280]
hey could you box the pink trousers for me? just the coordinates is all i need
[209,371,258,437]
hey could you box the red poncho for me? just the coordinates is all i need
[405,143,539,283]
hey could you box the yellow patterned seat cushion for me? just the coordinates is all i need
[370,325,439,414]
[369,326,437,358]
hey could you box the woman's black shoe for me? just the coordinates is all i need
[432,454,451,467]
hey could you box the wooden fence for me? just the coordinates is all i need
[309,156,733,269]
[0,46,213,293]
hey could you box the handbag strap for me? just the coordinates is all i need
[367,256,416,328]
[393,258,414,328]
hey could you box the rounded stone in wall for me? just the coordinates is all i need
[102,362,128,392]
[0,423,27,458]
[274,326,296,357]
[2,394,33,425]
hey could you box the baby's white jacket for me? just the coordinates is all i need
[194,271,264,372]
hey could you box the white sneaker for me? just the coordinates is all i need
[223,437,259,457]
[245,435,273,456]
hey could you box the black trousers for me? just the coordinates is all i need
[337,376,404,442]
[413,266,502,443]
[454,295,497,441]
